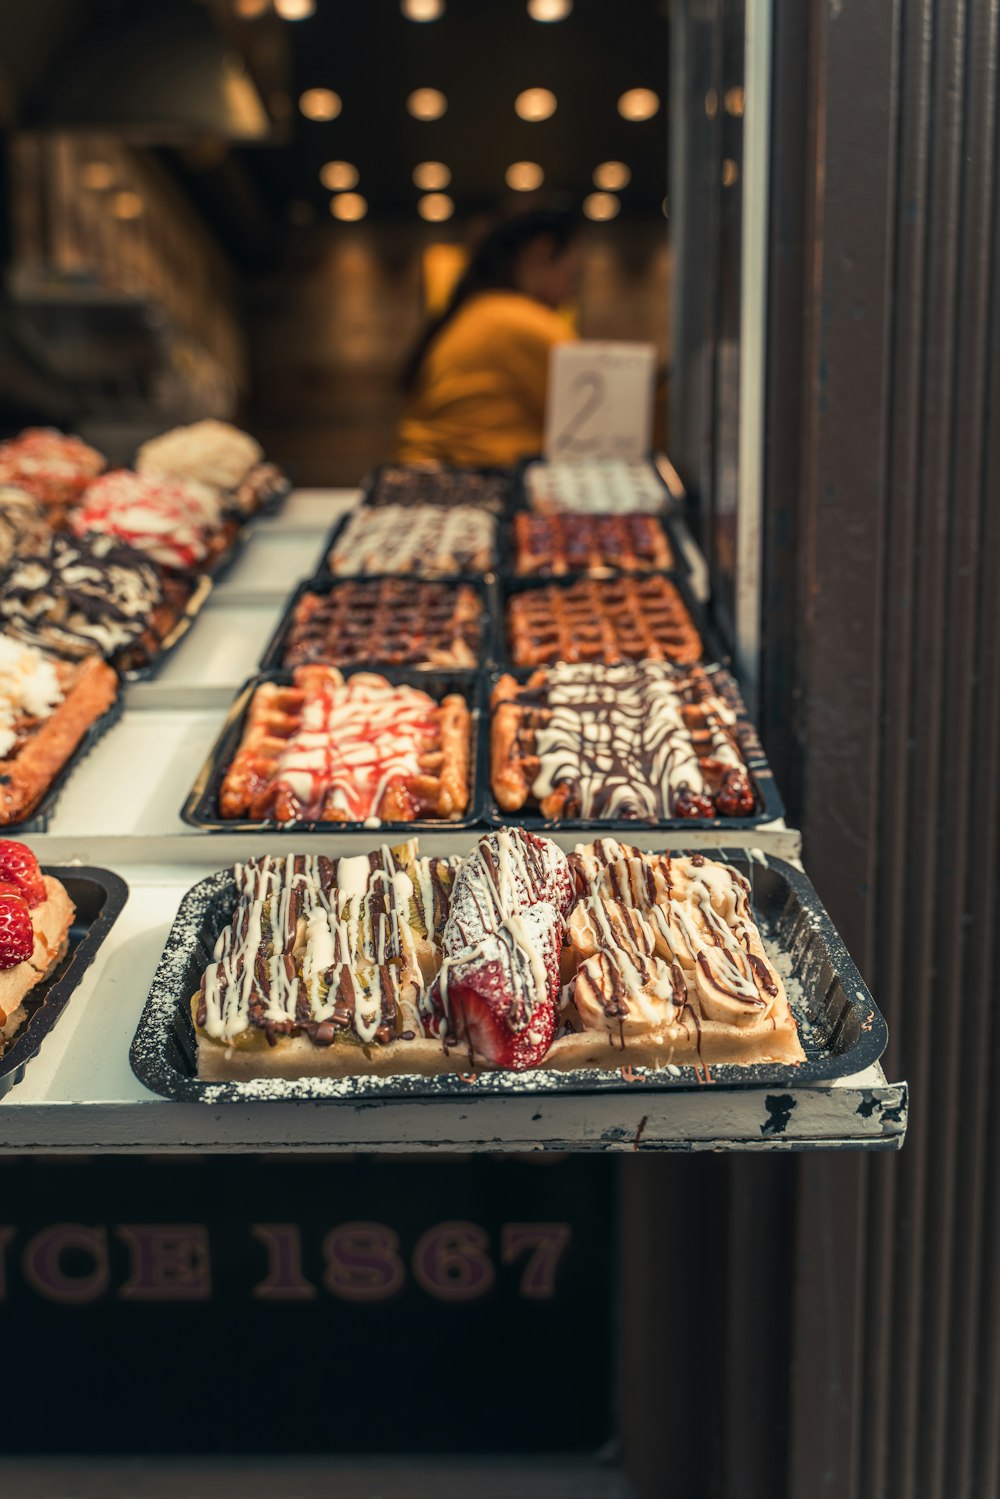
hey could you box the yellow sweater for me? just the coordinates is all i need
[396,290,575,468]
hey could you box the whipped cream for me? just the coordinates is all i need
[0,635,63,756]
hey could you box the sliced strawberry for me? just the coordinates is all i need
[447,969,557,1070]
[0,841,46,908]
[0,886,33,970]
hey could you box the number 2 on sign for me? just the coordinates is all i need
[553,371,606,453]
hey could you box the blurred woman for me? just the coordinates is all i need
[396,206,579,468]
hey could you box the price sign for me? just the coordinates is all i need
[544,340,657,460]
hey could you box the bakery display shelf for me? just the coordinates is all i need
[207,527,331,604]
[0,848,905,1154]
[127,599,287,698]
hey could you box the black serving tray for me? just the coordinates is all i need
[499,566,730,670]
[321,508,500,581]
[181,665,489,833]
[258,573,501,674]
[128,850,886,1104]
[360,462,514,516]
[116,573,214,683]
[6,692,124,835]
[485,663,783,833]
[0,866,129,1100]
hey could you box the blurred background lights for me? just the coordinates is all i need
[81,161,115,191]
[274,0,315,18]
[583,192,619,221]
[330,193,367,221]
[505,161,544,191]
[515,88,557,122]
[592,160,630,191]
[413,161,451,190]
[234,0,270,17]
[401,0,445,17]
[111,191,144,220]
[724,85,746,117]
[407,88,448,120]
[299,88,341,121]
[618,88,660,121]
[527,0,572,19]
[418,193,454,222]
[721,158,739,186]
[320,161,359,191]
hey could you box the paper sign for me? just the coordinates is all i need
[544,340,656,459]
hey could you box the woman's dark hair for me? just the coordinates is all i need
[401,205,578,391]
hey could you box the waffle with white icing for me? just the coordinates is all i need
[506,574,701,668]
[491,661,757,821]
[327,504,496,576]
[218,666,471,824]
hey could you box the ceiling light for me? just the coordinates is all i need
[330,193,368,221]
[413,161,450,190]
[299,88,342,121]
[515,88,557,122]
[407,88,447,120]
[320,160,359,191]
[402,0,444,17]
[505,161,544,191]
[593,160,630,191]
[81,161,114,191]
[274,0,315,17]
[234,0,270,16]
[583,192,619,221]
[418,193,454,222]
[618,88,660,121]
[111,191,144,221]
[527,0,572,18]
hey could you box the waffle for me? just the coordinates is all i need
[524,459,667,514]
[513,511,673,576]
[328,504,496,576]
[218,666,471,824]
[491,661,757,820]
[72,469,235,573]
[506,574,701,668]
[0,428,105,517]
[554,842,805,1070]
[280,579,484,669]
[367,465,508,513]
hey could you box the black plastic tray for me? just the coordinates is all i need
[485,663,783,832]
[360,462,514,515]
[499,508,692,583]
[181,665,488,833]
[116,573,214,683]
[0,866,129,1100]
[129,850,886,1103]
[6,692,124,835]
[258,573,501,674]
[321,508,500,580]
[499,566,730,670]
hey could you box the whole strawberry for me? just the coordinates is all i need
[0,883,33,971]
[0,841,46,908]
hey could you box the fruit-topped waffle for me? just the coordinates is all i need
[0,841,75,1056]
[217,666,471,825]
[71,469,236,573]
[0,428,105,521]
[491,660,757,821]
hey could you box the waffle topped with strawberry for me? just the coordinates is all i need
[0,841,74,1056]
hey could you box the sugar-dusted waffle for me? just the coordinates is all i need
[218,666,471,824]
[366,464,508,513]
[280,579,484,669]
[192,845,461,1081]
[0,639,117,824]
[513,511,673,577]
[0,428,105,517]
[136,419,289,519]
[491,661,757,820]
[555,840,805,1070]
[524,458,668,515]
[506,574,702,668]
[327,504,496,576]
[0,840,76,1056]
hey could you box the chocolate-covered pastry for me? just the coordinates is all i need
[0,532,164,661]
[0,487,50,570]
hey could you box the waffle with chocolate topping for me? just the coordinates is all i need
[278,579,484,669]
[551,841,805,1070]
[366,465,508,513]
[327,504,496,576]
[491,660,757,821]
[506,574,702,668]
[513,511,673,577]
[193,845,461,1080]
[218,665,472,824]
